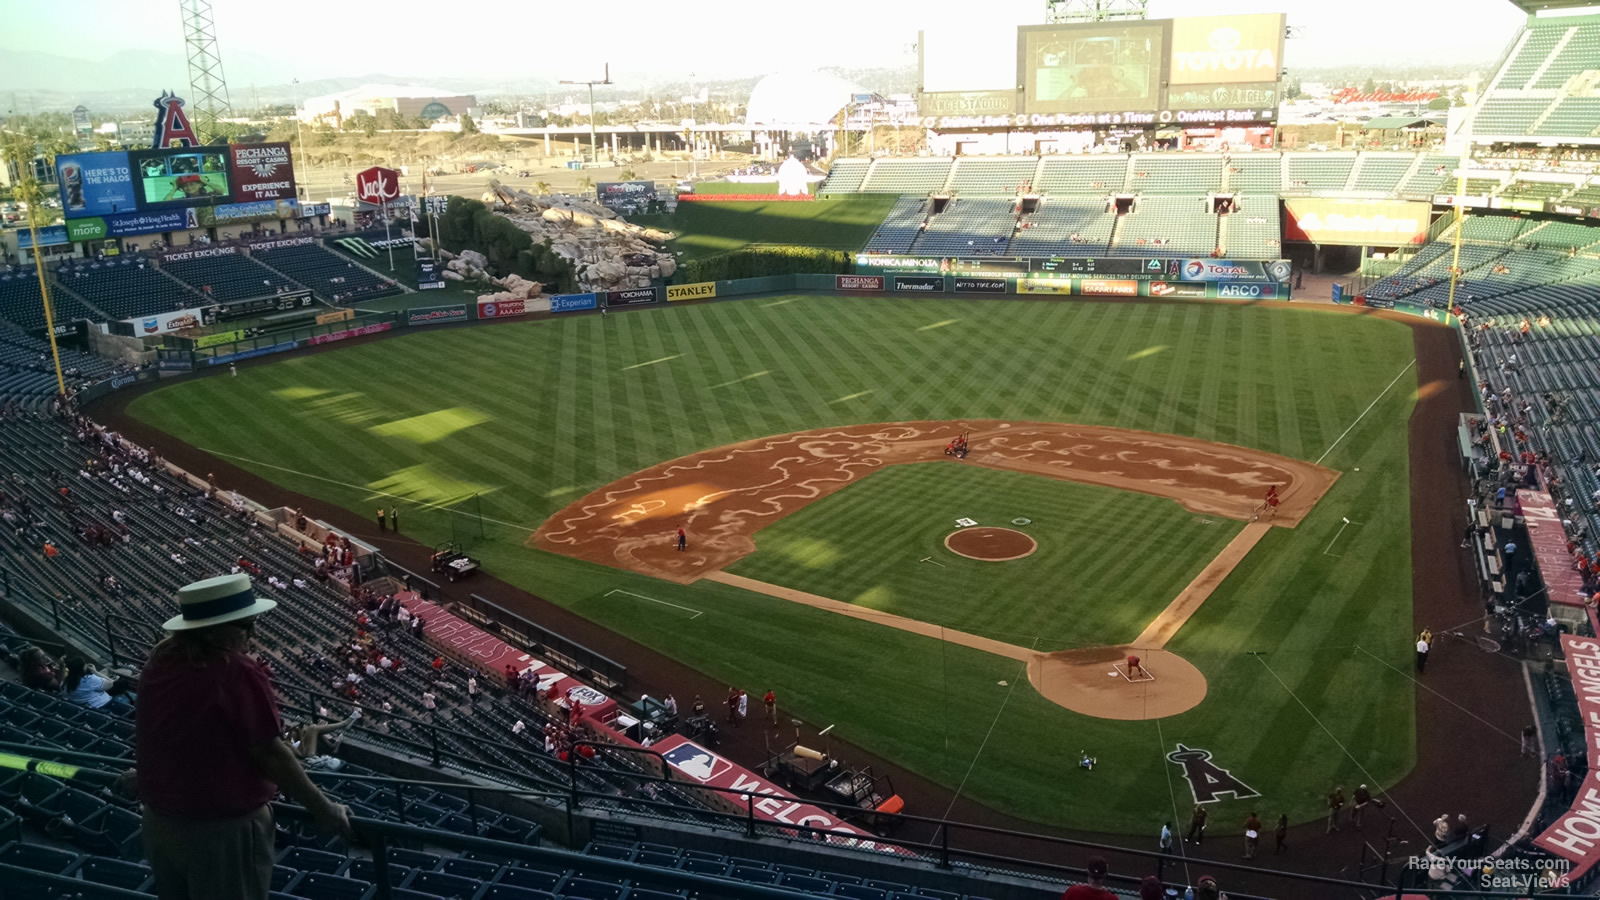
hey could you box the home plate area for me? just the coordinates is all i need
[1114,655,1158,683]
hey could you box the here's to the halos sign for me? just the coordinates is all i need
[667,282,717,302]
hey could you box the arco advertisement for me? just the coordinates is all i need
[1283,199,1430,246]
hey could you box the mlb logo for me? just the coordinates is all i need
[662,743,731,783]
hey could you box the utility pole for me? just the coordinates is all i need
[560,64,612,166]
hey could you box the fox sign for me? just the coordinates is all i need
[355,167,401,205]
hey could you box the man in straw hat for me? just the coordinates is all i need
[132,574,351,899]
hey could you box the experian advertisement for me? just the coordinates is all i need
[227,142,296,203]
[1168,15,1286,86]
[550,292,599,312]
[57,152,138,218]
[1283,199,1430,246]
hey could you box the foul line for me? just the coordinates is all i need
[622,354,682,371]
[195,449,539,532]
[1154,718,1193,886]
[1315,360,1415,466]
[940,640,1035,820]
[602,589,704,619]
[1352,645,1522,745]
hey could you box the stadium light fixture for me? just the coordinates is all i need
[560,64,613,167]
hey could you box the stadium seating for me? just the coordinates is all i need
[1009,198,1116,257]
[1126,155,1224,195]
[819,159,872,195]
[1223,154,1282,195]
[251,244,404,305]
[161,252,302,303]
[1474,99,1552,137]
[858,159,953,194]
[1492,24,1566,90]
[1349,154,1415,194]
[947,158,1040,194]
[863,196,930,253]
[908,199,1016,255]
[54,258,197,322]
[1284,154,1356,193]
[1399,155,1460,199]
[0,268,103,334]
[1108,196,1217,258]
[1530,21,1600,90]
[1535,98,1600,138]
[1034,157,1129,195]
[0,332,123,404]
[1222,203,1283,261]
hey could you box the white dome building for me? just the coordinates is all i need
[744,71,867,126]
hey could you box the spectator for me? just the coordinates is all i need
[1061,856,1116,900]
[18,646,64,692]
[1138,877,1164,900]
[133,574,350,900]
[1194,875,1223,900]
[63,655,131,711]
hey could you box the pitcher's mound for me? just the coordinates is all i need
[946,527,1037,562]
[1027,646,1207,720]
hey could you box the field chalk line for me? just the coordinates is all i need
[195,450,541,532]
[940,638,1037,820]
[602,589,704,619]
[1314,360,1415,466]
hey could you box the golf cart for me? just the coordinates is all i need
[430,541,480,582]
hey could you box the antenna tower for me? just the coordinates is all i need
[1045,0,1148,23]
[178,0,234,143]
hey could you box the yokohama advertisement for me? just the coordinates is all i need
[1283,199,1430,246]
[476,298,527,319]
[835,275,885,291]
[606,287,661,306]
[228,142,296,202]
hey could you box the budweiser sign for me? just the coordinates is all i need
[355,166,401,205]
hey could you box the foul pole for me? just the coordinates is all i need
[1445,163,1468,313]
[26,213,67,396]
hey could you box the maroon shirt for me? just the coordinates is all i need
[1061,886,1117,900]
[136,648,281,819]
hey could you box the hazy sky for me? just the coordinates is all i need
[3,0,1531,84]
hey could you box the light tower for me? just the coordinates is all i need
[1045,0,1148,23]
[178,0,234,144]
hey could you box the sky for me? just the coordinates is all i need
[1,0,1534,88]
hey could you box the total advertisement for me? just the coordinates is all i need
[550,292,599,313]
[407,304,468,326]
[1080,278,1139,296]
[1148,281,1207,298]
[130,306,208,336]
[1176,259,1292,284]
[1283,199,1430,246]
[227,142,296,203]
[57,152,138,218]
[17,226,70,249]
[477,298,528,319]
[606,286,661,306]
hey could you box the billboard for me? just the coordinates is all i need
[196,199,298,227]
[1080,278,1139,296]
[595,181,657,212]
[667,282,717,302]
[17,226,70,249]
[893,275,946,293]
[550,292,599,313]
[1177,259,1292,283]
[953,277,1007,293]
[1169,15,1285,86]
[835,274,885,291]
[1020,22,1165,115]
[407,304,468,325]
[65,208,197,242]
[130,307,208,336]
[416,256,446,290]
[1283,200,1430,246]
[57,152,137,218]
[921,25,1018,93]
[356,167,401,205]
[607,286,661,306]
[228,143,296,203]
[131,148,231,208]
[477,298,528,319]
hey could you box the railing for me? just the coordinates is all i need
[459,592,628,690]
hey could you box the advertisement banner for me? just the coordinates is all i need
[595,181,657,212]
[893,275,946,293]
[1169,14,1286,86]
[1018,278,1073,295]
[130,147,232,209]
[477,298,528,319]
[208,341,298,365]
[1532,634,1600,884]
[194,330,245,348]
[130,307,206,336]
[1283,199,1429,246]
[550,293,599,313]
[1214,282,1281,300]
[315,309,355,325]
[918,90,1019,117]
[17,226,70,249]
[298,202,332,217]
[83,208,196,239]
[246,234,317,252]
[1080,278,1139,296]
[160,245,239,264]
[835,274,885,291]
[1177,259,1292,283]
[1166,82,1279,111]
[57,152,137,219]
[666,282,717,302]
[158,356,194,372]
[953,277,1008,293]
[196,198,298,227]
[309,321,393,346]
[227,142,296,203]
[356,167,402,205]
[407,304,468,326]
[1147,281,1207,298]
[606,287,661,306]
[415,256,445,290]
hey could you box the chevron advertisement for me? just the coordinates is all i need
[1283,199,1430,246]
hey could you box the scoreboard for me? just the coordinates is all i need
[861,255,1184,279]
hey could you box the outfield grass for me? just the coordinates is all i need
[730,464,1242,651]
[126,296,1418,832]
[630,195,897,261]
[325,240,486,313]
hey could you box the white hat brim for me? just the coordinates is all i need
[164,597,277,631]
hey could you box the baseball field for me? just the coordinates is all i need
[124,294,1421,833]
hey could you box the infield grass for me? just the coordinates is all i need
[127,295,1419,833]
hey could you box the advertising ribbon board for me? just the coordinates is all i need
[56,152,138,219]
[1177,259,1293,284]
[197,199,298,227]
[65,208,197,241]
[835,274,885,292]
[1080,279,1139,296]
[892,275,946,293]
[953,277,1007,294]
[477,298,528,319]
[194,330,245,349]
[309,321,393,346]
[1147,281,1207,298]
[1017,278,1073,295]
[550,293,599,313]
[1283,200,1429,246]
[1213,282,1281,299]
[606,287,661,306]
[666,282,717,302]
[315,309,355,325]
[17,226,70,249]
[298,202,332,217]
[407,304,468,326]
[129,307,207,336]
